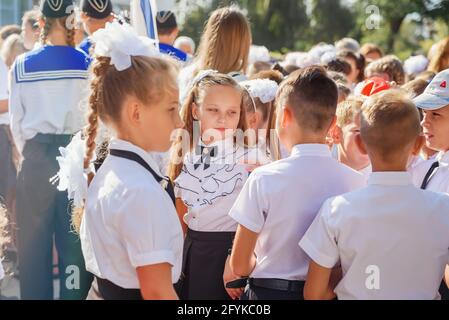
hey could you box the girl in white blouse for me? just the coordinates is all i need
[169,71,270,300]
[76,21,184,300]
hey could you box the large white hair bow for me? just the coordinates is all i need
[240,79,279,104]
[92,21,160,71]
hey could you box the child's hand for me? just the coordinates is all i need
[223,256,244,300]
[245,162,261,173]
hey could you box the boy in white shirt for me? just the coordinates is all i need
[330,96,371,178]
[411,69,449,298]
[228,66,365,300]
[300,90,449,300]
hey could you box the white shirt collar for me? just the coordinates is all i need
[437,150,449,168]
[291,144,332,158]
[108,139,164,177]
[368,172,413,186]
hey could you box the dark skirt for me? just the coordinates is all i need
[178,229,235,300]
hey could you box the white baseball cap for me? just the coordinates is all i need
[413,69,449,110]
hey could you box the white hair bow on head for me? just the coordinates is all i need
[240,79,279,104]
[192,69,218,86]
[92,21,160,71]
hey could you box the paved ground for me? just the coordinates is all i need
[0,258,59,300]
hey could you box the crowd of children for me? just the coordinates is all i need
[0,0,449,300]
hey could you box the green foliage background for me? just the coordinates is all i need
[178,0,449,60]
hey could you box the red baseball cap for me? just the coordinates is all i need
[360,77,391,97]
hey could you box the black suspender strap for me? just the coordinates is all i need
[420,161,440,190]
[109,149,176,205]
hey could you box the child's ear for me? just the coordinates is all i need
[123,96,141,124]
[38,18,45,28]
[281,105,293,128]
[80,12,88,22]
[355,133,368,155]
[329,121,342,145]
[412,135,425,156]
[192,102,199,120]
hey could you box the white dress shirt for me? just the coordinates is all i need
[175,138,271,232]
[81,139,184,288]
[300,172,449,300]
[229,144,366,280]
[411,151,449,193]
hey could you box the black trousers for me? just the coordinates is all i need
[16,134,92,299]
[179,229,235,300]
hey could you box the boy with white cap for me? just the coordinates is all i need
[412,69,449,298]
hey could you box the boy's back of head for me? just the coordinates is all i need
[276,66,338,133]
[360,90,421,162]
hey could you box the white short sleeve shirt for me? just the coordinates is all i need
[229,144,366,280]
[300,172,449,300]
[81,139,184,289]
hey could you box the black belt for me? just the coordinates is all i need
[248,278,305,293]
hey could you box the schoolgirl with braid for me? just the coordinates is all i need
[72,21,184,300]
[9,0,91,299]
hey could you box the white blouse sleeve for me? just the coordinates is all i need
[299,199,340,269]
[112,186,178,269]
[8,65,25,153]
[228,170,269,233]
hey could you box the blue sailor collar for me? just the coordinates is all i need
[14,45,91,83]
[159,43,187,62]
[78,37,93,56]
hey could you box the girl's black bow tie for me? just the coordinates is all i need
[194,145,218,170]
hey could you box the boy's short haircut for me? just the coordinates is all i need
[365,55,405,85]
[276,66,338,132]
[336,96,366,127]
[360,90,421,161]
